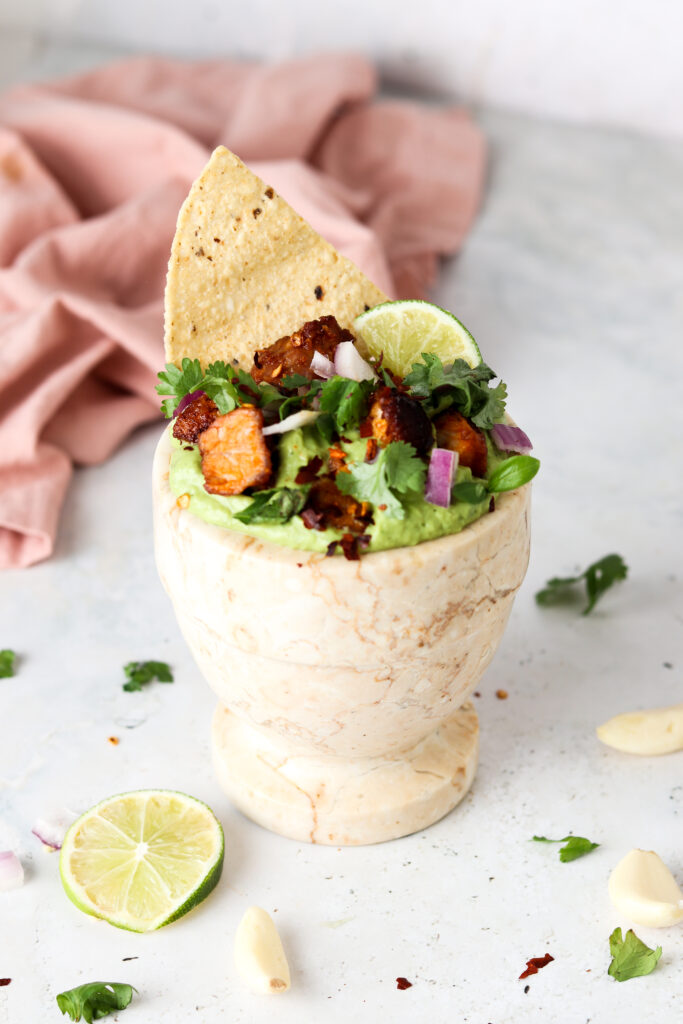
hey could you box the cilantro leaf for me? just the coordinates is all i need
[488,455,540,493]
[122,661,174,693]
[337,442,426,518]
[536,554,628,615]
[318,376,374,433]
[608,928,662,982]
[233,488,306,525]
[533,834,599,863]
[404,354,507,429]
[0,649,16,678]
[56,982,134,1022]
[156,358,204,418]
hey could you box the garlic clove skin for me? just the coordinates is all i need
[234,906,291,994]
[608,849,683,928]
[596,703,683,755]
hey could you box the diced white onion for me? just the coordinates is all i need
[310,351,336,379]
[333,342,376,382]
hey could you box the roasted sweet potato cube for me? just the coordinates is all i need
[305,476,372,534]
[251,315,353,385]
[434,410,487,478]
[172,392,219,444]
[364,387,433,456]
[198,406,271,495]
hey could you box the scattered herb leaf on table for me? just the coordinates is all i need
[608,928,662,982]
[535,554,628,615]
[533,834,599,862]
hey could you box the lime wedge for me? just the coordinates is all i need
[59,790,224,932]
[354,300,481,378]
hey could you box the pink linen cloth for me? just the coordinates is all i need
[0,54,485,569]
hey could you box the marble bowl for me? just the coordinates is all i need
[153,428,531,844]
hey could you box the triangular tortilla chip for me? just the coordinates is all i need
[164,146,388,367]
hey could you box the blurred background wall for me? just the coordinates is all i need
[0,0,680,137]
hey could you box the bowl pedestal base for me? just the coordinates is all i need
[211,702,479,846]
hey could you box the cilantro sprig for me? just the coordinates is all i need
[404,353,507,428]
[122,661,173,693]
[533,834,599,863]
[56,981,135,1022]
[0,649,16,678]
[337,442,426,518]
[535,554,628,615]
[156,359,269,418]
[233,488,306,525]
[608,928,662,982]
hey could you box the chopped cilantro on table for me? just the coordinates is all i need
[337,442,426,518]
[608,928,662,982]
[404,353,507,428]
[233,487,306,525]
[0,649,16,678]
[535,554,628,615]
[122,661,173,693]
[56,981,135,1022]
[532,834,599,862]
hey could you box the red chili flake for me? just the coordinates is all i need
[495,689,508,700]
[365,438,378,462]
[108,736,120,745]
[519,953,554,980]
[396,977,412,990]
[359,419,373,438]
[301,508,325,531]
[378,503,387,511]
[328,448,349,474]
[0,979,11,986]
[295,456,323,485]
[340,533,360,561]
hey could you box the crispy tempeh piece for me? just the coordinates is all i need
[251,316,353,385]
[364,387,433,456]
[172,393,219,444]
[304,477,372,534]
[198,407,271,495]
[434,409,487,478]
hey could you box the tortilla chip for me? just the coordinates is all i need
[164,146,388,367]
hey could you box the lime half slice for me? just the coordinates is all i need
[60,789,224,932]
[354,300,481,378]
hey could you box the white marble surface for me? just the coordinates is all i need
[1,98,683,1024]
[2,3,683,137]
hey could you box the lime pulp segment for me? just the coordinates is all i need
[354,300,481,378]
[59,789,224,932]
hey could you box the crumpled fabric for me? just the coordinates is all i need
[0,53,485,568]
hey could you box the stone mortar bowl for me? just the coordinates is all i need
[153,428,531,845]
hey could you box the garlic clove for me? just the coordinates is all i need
[596,703,683,755]
[608,849,683,928]
[234,906,291,994]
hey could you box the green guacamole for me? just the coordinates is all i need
[168,426,505,554]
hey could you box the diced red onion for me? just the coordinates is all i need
[490,423,532,454]
[0,851,24,891]
[262,410,320,436]
[333,342,376,382]
[310,350,336,379]
[174,389,205,417]
[425,448,458,508]
[31,811,76,852]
